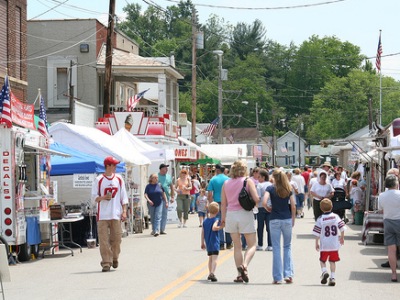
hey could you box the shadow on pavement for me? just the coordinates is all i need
[349,271,396,283]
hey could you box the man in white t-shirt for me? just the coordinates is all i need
[92,156,128,272]
[378,175,400,280]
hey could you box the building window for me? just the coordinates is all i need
[47,57,77,108]
[56,68,68,102]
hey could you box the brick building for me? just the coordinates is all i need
[0,0,27,100]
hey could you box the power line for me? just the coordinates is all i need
[163,0,346,10]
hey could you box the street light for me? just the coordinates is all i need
[213,50,223,144]
[241,101,260,144]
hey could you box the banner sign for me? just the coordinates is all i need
[10,92,36,130]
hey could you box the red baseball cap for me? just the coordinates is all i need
[104,156,120,166]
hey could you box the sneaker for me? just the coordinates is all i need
[301,212,304,218]
[226,243,233,250]
[381,261,397,268]
[199,225,202,227]
[112,261,118,269]
[284,277,293,284]
[177,223,182,228]
[296,215,301,218]
[220,244,225,250]
[328,278,336,286]
[256,245,263,251]
[207,273,218,282]
[102,265,110,272]
[150,231,155,235]
[183,224,187,228]
[154,232,159,237]
[266,246,273,251]
[321,272,329,284]
[160,231,167,235]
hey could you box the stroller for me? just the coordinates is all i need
[331,188,352,223]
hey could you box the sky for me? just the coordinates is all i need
[27,0,400,80]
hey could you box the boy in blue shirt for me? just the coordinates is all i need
[201,202,222,282]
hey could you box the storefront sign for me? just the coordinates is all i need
[174,146,196,160]
[1,151,11,201]
[73,174,95,188]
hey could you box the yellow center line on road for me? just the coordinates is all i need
[162,250,234,300]
[145,250,233,300]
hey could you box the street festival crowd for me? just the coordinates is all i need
[92,157,400,284]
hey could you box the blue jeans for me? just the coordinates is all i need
[160,200,169,232]
[296,193,305,209]
[257,207,271,247]
[190,193,199,212]
[270,218,294,281]
[217,203,232,245]
[148,203,162,233]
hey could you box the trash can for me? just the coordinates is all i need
[354,211,364,225]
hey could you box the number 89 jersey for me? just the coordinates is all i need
[313,212,346,251]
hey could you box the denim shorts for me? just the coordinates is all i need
[198,212,206,218]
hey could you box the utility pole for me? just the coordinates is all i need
[191,9,197,143]
[214,51,223,144]
[103,0,115,116]
[69,60,74,123]
[255,102,260,144]
[298,116,303,167]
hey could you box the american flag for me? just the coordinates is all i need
[127,89,150,111]
[0,75,12,128]
[281,146,288,153]
[376,32,382,72]
[37,96,49,138]
[200,117,219,136]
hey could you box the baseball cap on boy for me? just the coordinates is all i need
[104,156,120,166]
[159,163,169,169]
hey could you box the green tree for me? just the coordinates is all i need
[286,35,365,117]
[231,19,267,60]
[307,70,400,144]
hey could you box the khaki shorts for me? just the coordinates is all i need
[225,210,256,234]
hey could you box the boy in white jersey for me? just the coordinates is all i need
[313,199,346,286]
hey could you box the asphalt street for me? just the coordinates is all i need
[3,208,400,300]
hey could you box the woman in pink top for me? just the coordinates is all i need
[221,160,259,283]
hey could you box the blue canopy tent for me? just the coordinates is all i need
[49,142,125,175]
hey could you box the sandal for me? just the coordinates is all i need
[234,276,244,283]
[237,265,249,283]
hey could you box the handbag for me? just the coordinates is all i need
[238,178,255,211]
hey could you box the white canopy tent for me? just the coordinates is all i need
[200,144,248,165]
[49,123,151,166]
[49,123,151,220]
[114,128,174,162]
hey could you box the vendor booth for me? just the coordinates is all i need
[49,123,151,236]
